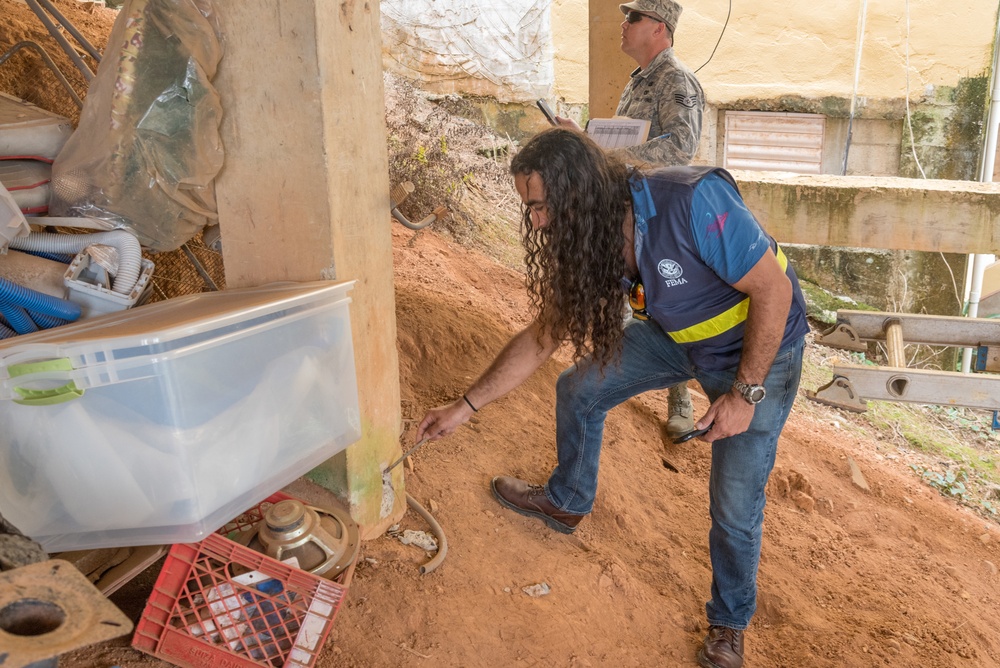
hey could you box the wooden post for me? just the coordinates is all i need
[885,320,907,368]
[589,0,633,119]
[211,0,405,538]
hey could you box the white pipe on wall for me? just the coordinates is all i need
[961,7,1000,374]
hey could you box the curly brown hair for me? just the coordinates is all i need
[510,128,633,367]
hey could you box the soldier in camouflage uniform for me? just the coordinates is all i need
[614,0,703,166]
[618,0,703,439]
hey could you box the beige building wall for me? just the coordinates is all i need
[379,0,995,126]
[679,0,995,105]
[592,0,998,175]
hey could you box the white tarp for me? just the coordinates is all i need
[381,0,554,102]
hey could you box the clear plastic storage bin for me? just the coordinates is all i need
[0,281,361,551]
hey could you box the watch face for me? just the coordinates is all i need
[735,381,765,404]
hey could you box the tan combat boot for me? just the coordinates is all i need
[665,382,695,439]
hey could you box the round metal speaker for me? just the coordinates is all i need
[248,499,360,580]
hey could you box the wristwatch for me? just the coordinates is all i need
[732,380,766,405]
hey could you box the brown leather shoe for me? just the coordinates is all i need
[490,476,585,534]
[697,626,744,668]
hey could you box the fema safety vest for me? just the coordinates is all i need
[635,166,809,371]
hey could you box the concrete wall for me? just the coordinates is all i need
[673,0,994,105]
[591,0,998,175]
[551,0,589,109]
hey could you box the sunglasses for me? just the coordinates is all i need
[626,11,663,24]
[629,276,650,320]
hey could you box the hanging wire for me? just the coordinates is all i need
[902,0,961,310]
[903,0,927,179]
[841,0,870,175]
[694,0,732,74]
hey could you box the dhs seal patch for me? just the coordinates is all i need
[657,259,688,287]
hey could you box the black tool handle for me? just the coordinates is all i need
[672,424,713,444]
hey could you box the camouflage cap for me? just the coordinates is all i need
[619,0,682,34]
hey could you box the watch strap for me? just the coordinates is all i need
[732,379,765,404]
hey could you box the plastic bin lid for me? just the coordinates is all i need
[0,280,354,353]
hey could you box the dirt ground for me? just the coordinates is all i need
[5,2,1000,667]
[0,0,116,124]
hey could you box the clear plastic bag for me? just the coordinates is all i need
[49,0,224,252]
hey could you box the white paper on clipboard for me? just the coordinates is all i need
[585,117,651,149]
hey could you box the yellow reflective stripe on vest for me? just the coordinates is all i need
[666,246,788,344]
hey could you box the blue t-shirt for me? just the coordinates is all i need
[628,168,808,370]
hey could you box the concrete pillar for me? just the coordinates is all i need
[212,0,404,538]
[589,0,633,119]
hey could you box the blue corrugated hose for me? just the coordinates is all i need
[0,276,81,334]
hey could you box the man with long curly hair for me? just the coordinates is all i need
[417,128,808,668]
[552,0,706,442]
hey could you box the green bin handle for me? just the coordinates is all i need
[8,359,85,406]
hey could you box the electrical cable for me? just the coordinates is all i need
[903,0,927,180]
[694,0,731,74]
[901,0,961,313]
[0,302,37,335]
[26,310,70,330]
[842,0,870,175]
[0,276,81,322]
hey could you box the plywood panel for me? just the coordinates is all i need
[589,0,633,120]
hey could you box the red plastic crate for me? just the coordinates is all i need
[132,495,349,668]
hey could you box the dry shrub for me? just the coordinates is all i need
[384,72,524,266]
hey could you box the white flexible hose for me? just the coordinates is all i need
[9,231,143,295]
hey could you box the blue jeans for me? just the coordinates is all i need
[545,318,803,629]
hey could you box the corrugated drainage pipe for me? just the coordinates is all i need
[0,302,38,335]
[0,276,81,323]
[0,320,17,339]
[405,493,448,575]
[9,231,143,295]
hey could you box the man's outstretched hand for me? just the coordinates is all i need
[416,398,475,442]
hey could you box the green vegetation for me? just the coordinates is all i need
[800,340,1000,521]
[798,279,878,325]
